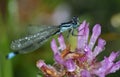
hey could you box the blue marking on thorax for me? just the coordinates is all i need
[60,24,72,33]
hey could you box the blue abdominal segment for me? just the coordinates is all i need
[6,52,17,59]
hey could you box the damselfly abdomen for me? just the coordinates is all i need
[6,17,80,59]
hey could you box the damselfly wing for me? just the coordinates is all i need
[11,26,59,51]
[7,26,59,59]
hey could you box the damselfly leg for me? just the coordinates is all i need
[66,25,85,37]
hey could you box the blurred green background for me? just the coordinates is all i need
[0,0,120,77]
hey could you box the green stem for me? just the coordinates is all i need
[0,29,13,77]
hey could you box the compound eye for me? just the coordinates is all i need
[72,16,78,25]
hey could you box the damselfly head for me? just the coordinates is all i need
[71,16,80,28]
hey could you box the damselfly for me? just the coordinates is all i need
[6,17,81,59]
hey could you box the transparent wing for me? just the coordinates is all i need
[10,26,59,54]
[27,25,57,34]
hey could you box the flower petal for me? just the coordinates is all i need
[77,21,89,49]
[94,57,113,76]
[93,38,106,57]
[88,24,101,50]
[36,60,59,76]
[98,38,106,49]
[64,59,76,72]
[58,34,66,50]
[109,61,120,73]
[54,53,64,64]
[81,70,91,77]
[93,58,108,77]
[36,60,46,69]
[51,39,59,54]
[84,45,93,62]
[108,52,120,62]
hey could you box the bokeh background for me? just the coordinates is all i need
[0,0,120,77]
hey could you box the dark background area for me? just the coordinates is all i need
[0,0,120,77]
